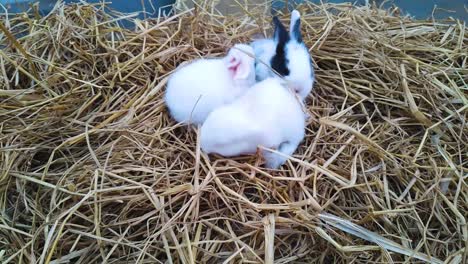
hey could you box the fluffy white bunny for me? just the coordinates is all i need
[200,77,305,169]
[164,44,256,125]
[251,10,314,100]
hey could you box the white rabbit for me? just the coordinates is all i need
[164,44,256,125]
[251,10,314,100]
[200,77,305,169]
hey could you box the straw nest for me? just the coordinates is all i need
[0,0,466,263]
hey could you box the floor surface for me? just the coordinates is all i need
[2,0,467,21]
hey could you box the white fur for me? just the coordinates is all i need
[200,78,305,169]
[250,10,315,101]
[164,44,256,125]
[250,39,276,82]
[284,41,314,99]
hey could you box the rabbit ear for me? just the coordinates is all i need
[273,16,289,45]
[289,10,302,42]
[226,51,251,80]
[271,16,290,77]
[289,10,302,43]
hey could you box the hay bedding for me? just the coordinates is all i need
[0,0,466,263]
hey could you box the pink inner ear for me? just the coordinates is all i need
[228,61,241,75]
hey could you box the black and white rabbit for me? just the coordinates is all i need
[251,10,314,100]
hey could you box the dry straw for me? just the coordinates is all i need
[0,0,467,263]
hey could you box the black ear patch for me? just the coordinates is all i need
[273,16,288,43]
[271,16,290,77]
[291,18,302,43]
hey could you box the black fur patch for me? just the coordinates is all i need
[271,16,290,77]
[310,58,315,78]
[291,18,302,43]
[271,46,290,77]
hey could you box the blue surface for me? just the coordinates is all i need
[382,0,467,21]
[63,0,175,17]
[2,0,467,21]
[272,0,467,21]
[1,0,176,18]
